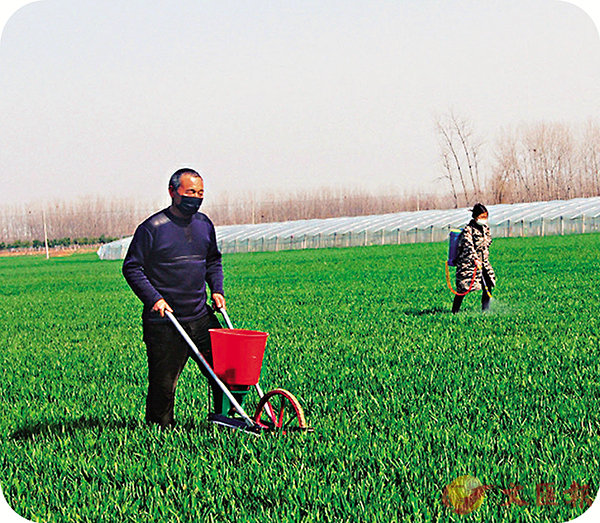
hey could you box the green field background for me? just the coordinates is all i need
[1,234,599,522]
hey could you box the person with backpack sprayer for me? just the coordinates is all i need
[448,203,496,313]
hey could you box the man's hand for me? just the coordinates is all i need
[152,298,173,317]
[212,293,226,310]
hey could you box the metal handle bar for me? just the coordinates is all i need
[165,310,256,428]
[219,307,234,329]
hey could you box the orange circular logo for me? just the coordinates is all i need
[443,475,487,515]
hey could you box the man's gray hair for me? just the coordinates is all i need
[169,168,202,191]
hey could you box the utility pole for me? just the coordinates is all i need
[43,209,49,259]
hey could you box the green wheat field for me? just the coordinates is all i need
[1,233,599,522]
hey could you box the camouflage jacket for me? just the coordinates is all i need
[455,219,496,293]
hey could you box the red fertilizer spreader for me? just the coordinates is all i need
[166,309,312,435]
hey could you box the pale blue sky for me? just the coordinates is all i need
[0,0,599,208]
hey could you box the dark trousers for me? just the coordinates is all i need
[452,277,492,313]
[142,311,223,427]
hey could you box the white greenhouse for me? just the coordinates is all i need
[98,196,600,260]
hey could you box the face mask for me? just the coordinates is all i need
[476,219,488,226]
[175,195,203,216]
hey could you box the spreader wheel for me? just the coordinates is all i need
[253,388,309,432]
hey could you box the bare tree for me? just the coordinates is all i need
[489,120,598,204]
[436,111,483,206]
[490,131,519,203]
[580,120,600,195]
[441,151,460,208]
[452,112,483,199]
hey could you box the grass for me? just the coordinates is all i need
[0,233,599,522]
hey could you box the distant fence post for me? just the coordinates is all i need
[541,217,545,237]
[560,216,564,235]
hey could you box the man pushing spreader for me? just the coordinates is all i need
[122,168,226,428]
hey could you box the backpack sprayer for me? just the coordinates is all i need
[444,228,492,298]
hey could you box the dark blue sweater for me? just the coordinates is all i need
[122,208,224,323]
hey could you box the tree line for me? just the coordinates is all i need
[1,235,118,251]
[0,189,445,248]
[0,197,160,250]
[1,116,598,248]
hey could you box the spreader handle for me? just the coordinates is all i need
[218,307,234,329]
[165,310,256,428]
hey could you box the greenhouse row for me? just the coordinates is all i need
[98,196,600,259]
